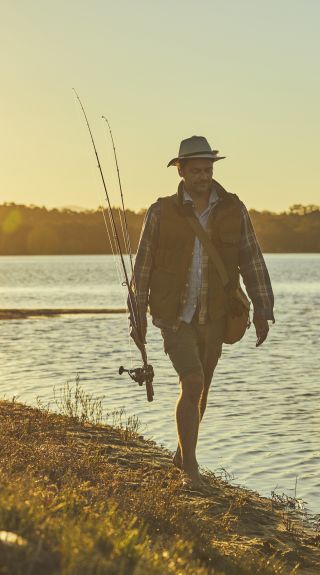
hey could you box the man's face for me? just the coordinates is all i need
[178,158,213,196]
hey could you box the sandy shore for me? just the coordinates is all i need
[0,308,127,319]
[0,399,319,573]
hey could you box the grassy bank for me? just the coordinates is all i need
[0,389,319,574]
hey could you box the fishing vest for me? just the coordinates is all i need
[148,179,243,323]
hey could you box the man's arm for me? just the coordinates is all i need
[238,202,275,345]
[128,201,160,343]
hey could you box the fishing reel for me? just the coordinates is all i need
[119,364,154,402]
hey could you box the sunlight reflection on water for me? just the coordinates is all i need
[0,254,319,514]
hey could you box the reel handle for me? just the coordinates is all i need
[119,364,154,401]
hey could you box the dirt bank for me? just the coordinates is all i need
[0,399,319,574]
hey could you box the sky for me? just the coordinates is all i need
[1,0,319,213]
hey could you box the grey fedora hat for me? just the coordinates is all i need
[167,135,226,167]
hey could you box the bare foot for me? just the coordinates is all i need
[181,471,203,490]
[173,450,205,490]
[181,461,203,488]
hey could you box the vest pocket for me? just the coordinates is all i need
[149,267,176,303]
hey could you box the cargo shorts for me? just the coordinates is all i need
[160,312,227,383]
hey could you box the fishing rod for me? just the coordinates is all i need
[73,89,154,402]
[101,115,144,351]
[101,116,134,277]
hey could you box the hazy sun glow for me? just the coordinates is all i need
[1,0,319,213]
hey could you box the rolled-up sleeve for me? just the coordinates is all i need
[127,201,159,328]
[238,203,275,322]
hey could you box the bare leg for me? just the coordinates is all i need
[175,371,204,484]
[173,319,225,471]
[173,376,210,470]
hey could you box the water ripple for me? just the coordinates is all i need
[0,254,319,514]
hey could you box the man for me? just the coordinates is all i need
[129,136,275,489]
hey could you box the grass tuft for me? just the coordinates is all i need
[53,376,144,441]
[53,375,103,426]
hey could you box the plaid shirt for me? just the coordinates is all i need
[129,182,275,333]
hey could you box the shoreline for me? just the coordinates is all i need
[0,308,127,320]
[0,398,319,573]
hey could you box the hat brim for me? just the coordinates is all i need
[167,154,226,167]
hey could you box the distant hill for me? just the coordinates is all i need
[0,202,319,255]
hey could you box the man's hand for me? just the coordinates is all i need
[253,317,269,347]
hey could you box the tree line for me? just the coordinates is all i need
[0,202,319,255]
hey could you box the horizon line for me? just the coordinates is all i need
[1,201,319,216]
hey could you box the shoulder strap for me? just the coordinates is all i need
[185,215,230,290]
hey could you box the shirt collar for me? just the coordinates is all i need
[182,183,219,206]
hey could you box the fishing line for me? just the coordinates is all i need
[73,89,139,332]
[99,204,124,288]
[101,115,142,351]
[102,116,134,275]
[100,201,134,366]
[99,195,124,285]
[99,199,134,365]
[101,117,139,302]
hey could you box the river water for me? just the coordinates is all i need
[0,254,319,515]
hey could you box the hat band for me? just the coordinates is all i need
[179,150,218,158]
